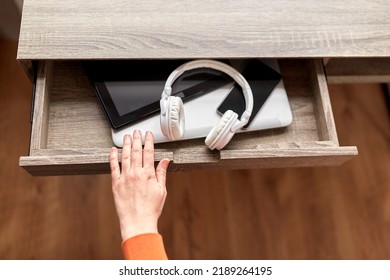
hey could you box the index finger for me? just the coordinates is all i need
[143,131,155,168]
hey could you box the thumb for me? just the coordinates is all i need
[156,158,170,186]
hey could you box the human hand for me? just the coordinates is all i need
[110,130,170,241]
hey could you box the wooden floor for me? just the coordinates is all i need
[0,38,389,259]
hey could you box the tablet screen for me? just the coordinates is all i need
[104,78,218,117]
[85,60,231,129]
[105,81,165,117]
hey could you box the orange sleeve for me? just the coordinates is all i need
[121,233,168,260]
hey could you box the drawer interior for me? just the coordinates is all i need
[325,58,390,84]
[21,59,357,175]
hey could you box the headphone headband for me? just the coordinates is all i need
[162,59,254,129]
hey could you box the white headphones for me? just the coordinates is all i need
[160,59,254,150]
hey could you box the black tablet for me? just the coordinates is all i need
[84,60,231,129]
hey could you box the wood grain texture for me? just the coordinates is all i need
[326,58,390,83]
[308,59,339,144]
[1,39,389,259]
[19,149,174,176]
[18,0,390,63]
[20,59,356,174]
[20,146,357,175]
[29,61,51,153]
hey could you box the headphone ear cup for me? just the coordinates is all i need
[205,110,238,150]
[167,96,184,140]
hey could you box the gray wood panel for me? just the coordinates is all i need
[18,0,390,60]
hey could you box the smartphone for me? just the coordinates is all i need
[217,60,281,128]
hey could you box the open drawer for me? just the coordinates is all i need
[19,59,357,175]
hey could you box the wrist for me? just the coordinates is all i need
[120,221,158,241]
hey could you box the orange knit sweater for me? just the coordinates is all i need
[121,233,168,260]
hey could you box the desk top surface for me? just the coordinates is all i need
[18,0,390,60]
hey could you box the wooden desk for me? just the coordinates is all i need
[17,0,390,175]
